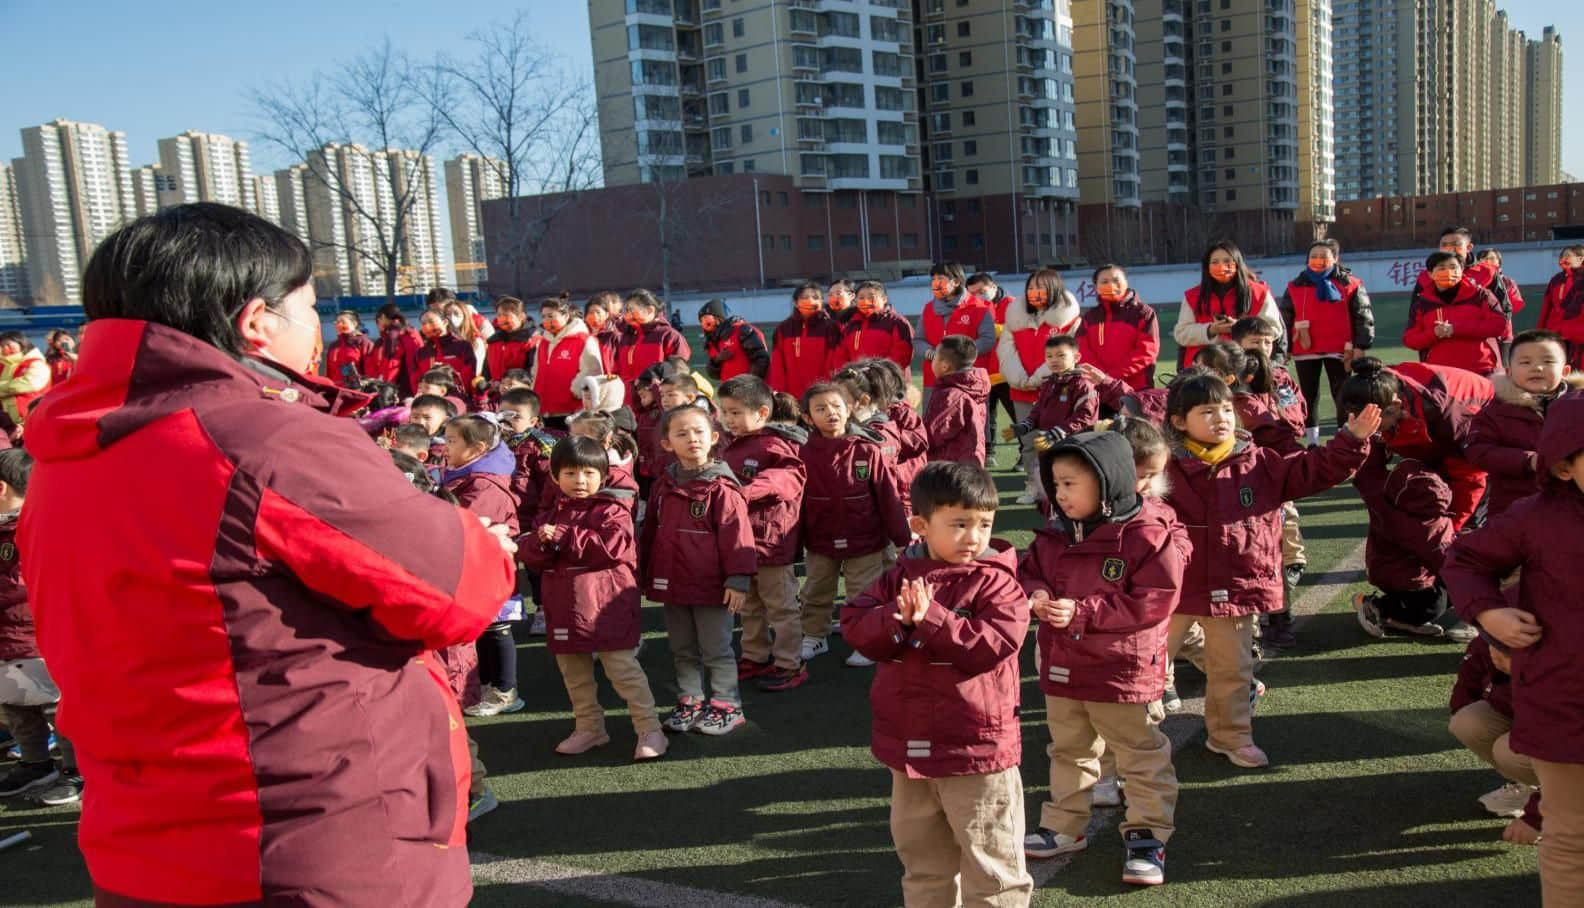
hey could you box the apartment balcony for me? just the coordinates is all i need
[680,79,705,98]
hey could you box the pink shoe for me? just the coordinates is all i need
[634,730,669,761]
[1206,740,1269,768]
[555,730,610,755]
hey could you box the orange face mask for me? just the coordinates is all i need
[1024,289,1049,309]
[797,297,822,317]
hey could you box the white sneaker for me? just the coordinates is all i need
[529,612,547,636]
[464,684,525,718]
[845,649,875,667]
[1025,828,1087,859]
[1015,490,1039,505]
[1478,782,1536,818]
[463,684,500,717]
[801,636,829,661]
[1092,776,1123,808]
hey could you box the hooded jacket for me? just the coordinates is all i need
[1234,390,1304,456]
[836,306,916,381]
[923,366,991,466]
[1077,291,1161,391]
[1465,375,1584,517]
[1403,279,1509,376]
[769,307,842,400]
[367,324,425,393]
[441,442,522,535]
[1022,432,1189,703]
[639,460,756,605]
[1450,636,1515,720]
[1540,268,1584,370]
[18,319,514,907]
[1026,370,1099,440]
[616,319,691,385]
[1093,373,1169,427]
[531,318,604,417]
[508,426,562,530]
[700,300,770,382]
[0,511,35,663]
[843,540,1029,779]
[996,292,1082,402]
[517,489,642,653]
[1279,266,1374,358]
[719,423,808,566]
[1384,362,1494,531]
[917,290,995,388]
[1445,396,1584,763]
[800,423,912,559]
[484,326,536,383]
[414,332,478,392]
[1354,443,1456,593]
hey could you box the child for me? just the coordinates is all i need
[1466,330,1583,517]
[0,449,78,805]
[1448,633,1541,840]
[1540,245,1584,372]
[1443,395,1584,904]
[827,278,857,324]
[843,462,1034,906]
[769,281,842,401]
[408,393,458,462]
[1078,263,1161,391]
[390,422,437,466]
[716,375,810,691]
[666,354,714,402]
[1403,251,1508,377]
[1008,334,1099,501]
[499,388,560,533]
[442,415,524,718]
[1173,240,1284,369]
[834,280,916,380]
[616,289,691,385]
[1163,372,1379,767]
[923,334,990,466]
[640,405,757,735]
[632,362,673,501]
[997,269,1083,484]
[519,436,665,761]
[1230,316,1307,437]
[415,308,479,391]
[771,391,802,426]
[1081,362,1169,428]
[500,369,534,394]
[415,368,470,418]
[561,410,643,510]
[1019,431,1188,885]
[1277,240,1375,442]
[868,357,930,514]
[798,382,912,662]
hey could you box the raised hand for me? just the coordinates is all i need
[1346,403,1382,440]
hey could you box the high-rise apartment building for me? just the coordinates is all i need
[0,164,29,303]
[1295,0,1335,235]
[444,154,505,291]
[274,164,311,245]
[1526,26,1563,186]
[253,175,281,226]
[156,131,257,211]
[11,119,136,305]
[298,145,449,298]
[1331,0,1403,200]
[130,165,161,218]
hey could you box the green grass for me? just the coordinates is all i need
[1,293,1548,906]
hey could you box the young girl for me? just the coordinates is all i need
[416,309,479,393]
[853,358,928,516]
[1539,245,1584,371]
[834,280,915,380]
[1466,330,1583,517]
[1402,252,1508,377]
[442,299,487,379]
[324,310,374,387]
[1163,372,1379,767]
[367,303,424,393]
[640,405,757,736]
[797,382,912,662]
[1443,395,1584,905]
[1278,240,1374,442]
[519,436,665,761]
[616,289,691,385]
[768,281,842,401]
[1078,264,1161,391]
[442,415,525,718]
[560,410,640,509]
[1173,241,1284,369]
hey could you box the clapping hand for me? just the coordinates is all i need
[1077,363,1109,385]
[1029,590,1076,628]
[893,578,935,626]
[536,523,560,544]
[1346,403,1382,440]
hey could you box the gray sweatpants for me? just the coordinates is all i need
[663,604,740,707]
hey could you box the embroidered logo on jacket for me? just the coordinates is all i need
[1102,558,1125,582]
[690,500,707,519]
[855,460,871,481]
[1239,487,1255,508]
[741,457,760,479]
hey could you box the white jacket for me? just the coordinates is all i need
[994,291,1081,394]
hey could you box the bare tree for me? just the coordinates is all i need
[424,12,602,297]
[251,40,446,304]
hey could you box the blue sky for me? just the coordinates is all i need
[2,0,1577,182]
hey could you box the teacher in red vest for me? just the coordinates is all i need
[530,295,604,427]
[916,262,995,408]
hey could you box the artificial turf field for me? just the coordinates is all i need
[1,291,1550,906]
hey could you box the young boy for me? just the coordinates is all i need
[716,376,810,692]
[1351,442,1467,640]
[499,387,561,638]
[1465,329,1583,517]
[1448,632,1541,840]
[1008,336,1100,493]
[640,405,757,735]
[390,423,437,465]
[923,334,991,466]
[843,462,1034,906]
[0,449,78,805]
[1019,432,1188,885]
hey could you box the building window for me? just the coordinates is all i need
[901,194,917,209]
[704,23,723,46]
[839,233,860,248]
[1222,83,1233,96]
[903,232,920,247]
[932,83,950,103]
[735,53,748,73]
[1221,40,1231,52]
[710,92,729,114]
[961,81,975,97]
[732,17,745,37]
[804,192,824,208]
[741,124,754,143]
[780,234,791,250]
[763,234,775,250]
[871,232,891,248]
[742,159,755,172]
[836,194,858,208]
[717,163,734,175]
[1222,62,1232,74]
[966,169,979,185]
[1226,189,1237,201]
[1224,126,1235,137]
[959,51,973,67]
[957,21,971,37]
[963,111,976,126]
[943,234,959,251]
[807,234,825,250]
[1221,18,1231,30]
[969,233,984,249]
[964,140,977,156]
[738,88,750,108]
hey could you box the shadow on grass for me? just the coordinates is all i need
[1257,876,1539,907]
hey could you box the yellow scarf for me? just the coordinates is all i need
[1183,436,1236,465]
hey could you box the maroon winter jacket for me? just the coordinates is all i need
[508,427,561,531]
[616,320,691,385]
[1165,429,1369,617]
[1355,443,1455,593]
[923,366,990,465]
[538,456,639,515]
[1021,496,1189,703]
[441,443,521,536]
[1094,372,1168,427]
[0,511,36,662]
[1235,391,1304,456]
[801,425,912,559]
[1445,395,1584,763]
[518,491,642,653]
[639,461,756,605]
[844,540,1030,779]
[1450,636,1514,719]
[883,402,929,514]
[1026,370,1099,439]
[720,423,808,566]
[1465,375,1584,517]
[19,320,514,906]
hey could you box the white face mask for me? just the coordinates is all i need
[448,314,465,329]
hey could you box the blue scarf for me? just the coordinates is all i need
[1307,268,1342,302]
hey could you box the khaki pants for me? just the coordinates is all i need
[1449,701,1538,785]
[890,766,1034,908]
[801,550,888,640]
[1041,697,1177,842]
[1167,614,1256,751]
[1280,500,1305,568]
[555,651,661,735]
[740,564,803,669]
[468,734,487,798]
[1533,758,1584,907]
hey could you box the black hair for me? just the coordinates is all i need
[637,361,680,387]
[550,435,611,480]
[569,410,639,461]
[391,423,434,453]
[792,280,823,305]
[425,288,457,307]
[1092,262,1125,283]
[771,391,802,423]
[1023,268,1069,314]
[862,357,906,406]
[1562,244,1584,259]
[853,279,888,302]
[1165,369,1235,433]
[657,402,716,440]
[0,331,36,354]
[801,380,853,413]
[661,373,700,396]
[910,461,999,517]
[0,448,33,495]
[832,364,879,406]
[1238,347,1274,394]
[717,374,774,410]
[626,288,663,313]
[1229,316,1280,342]
[1439,225,1474,245]
[540,294,574,317]
[1476,248,1503,265]
[828,278,855,295]
[1197,240,1253,317]
[376,303,408,325]
[934,334,977,371]
[930,261,967,287]
[418,368,457,395]
[446,413,500,450]
[500,387,542,418]
[1114,415,1168,465]
[1337,356,1400,417]
[410,394,458,419]
[1426,250,1462,271]
[390,450,439,494]
[1308,238,1341,259]
[1044,334,1079,351]
[81,203,312,357]
[663,354,692,373]
[965,272,997,290]
[1510,329,1567,357]
[501,368,533,387]
[357,379,402,412]
[335,309,362,328]
[1193,342,1247,381]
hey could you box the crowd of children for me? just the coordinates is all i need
[4,234,1584,905]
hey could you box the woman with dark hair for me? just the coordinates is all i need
[325,309,375,387]
[768,280,842,400]
[415,307,480,394]
[615,288,691,385]
[1173,240,1285,368]
[366,302,424,393]
[18,203,517,907]
[43,328,77,387]
[1279,240,1375,443]
[0,331,50,432]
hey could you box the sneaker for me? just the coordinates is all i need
[1161,686,1182,713]
[1262,613,1298,650]
[467,786,499,823]
[1092,776,1123,808]
[1283,564,1305,590]
[634,730,669,761]
[7,732,55,761]
[758,665,810,692]
[693,700,746,736]
[529,612,547,636]
[1478,782,1536,818]
[662,696,706,733]
[845,650,876,667]
[1354,593,1386,638]
[464,685,525,718]
[800,636,829,661]
[1024,827,1087,859]
[737,657,775,680]
[1015,490,1039,505]
[0,760,59,797]
[1206,740,1270,768]
[555,729,611,755]
[1122,829,1166,886]
[36,773,81,807]
[1444,622,1479,644]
